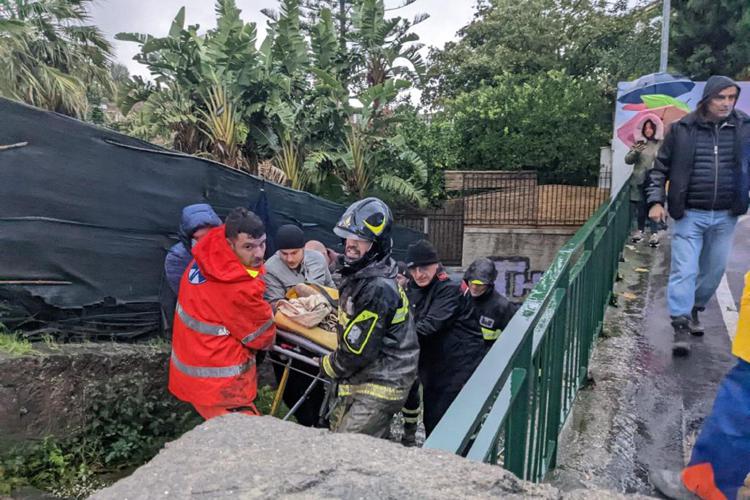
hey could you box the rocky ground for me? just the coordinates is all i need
[92,414,653,500]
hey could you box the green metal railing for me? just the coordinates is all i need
[423,180,631,482]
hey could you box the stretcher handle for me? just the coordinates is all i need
[276,329,332,356]
[271,345,321,367]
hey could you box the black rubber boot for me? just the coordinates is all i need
[671,316,691,357]
[689,307,705,337]
[401,422,418,447]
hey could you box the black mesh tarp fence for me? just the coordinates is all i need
[0,98,421,339]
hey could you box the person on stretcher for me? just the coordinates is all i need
[264,224,334,426]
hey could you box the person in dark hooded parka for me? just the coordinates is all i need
[160,204,222,333]
[165,203,222,295]
[646,75,750,356]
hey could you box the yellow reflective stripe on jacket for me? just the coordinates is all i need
[322,354,337,378]
[732,272,750,363]
[481,326,502,341]
[338,382,407,401]
[392,287,409,324]
[338,308,350,327]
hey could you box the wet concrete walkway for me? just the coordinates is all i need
[550,217,748,495]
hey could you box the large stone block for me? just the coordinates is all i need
[93,414,651,499]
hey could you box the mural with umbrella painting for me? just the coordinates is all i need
[610,72,750,195]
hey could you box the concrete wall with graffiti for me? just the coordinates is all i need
[462,227,576,300]
[611,76,750,196]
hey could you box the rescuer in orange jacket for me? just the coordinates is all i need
[168,207,276,419]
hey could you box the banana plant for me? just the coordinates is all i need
[196,76,248,170]
[350,0,428,92]
[304,79,428,205]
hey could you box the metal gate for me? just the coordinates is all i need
[395,206,464,266]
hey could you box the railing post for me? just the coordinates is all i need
[544,281,569,472]
[504,335,533,478]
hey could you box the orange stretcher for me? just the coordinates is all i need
[268,285,338,420]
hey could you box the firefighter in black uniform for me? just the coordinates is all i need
[401,239,475,439]
[424,257,520,437]
[461,257,519,349]
[320,198,419,437]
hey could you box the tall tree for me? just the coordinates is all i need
[432,71,610,185]
[421,0,660,107]
[349,0,427,92]
[0,0,113,117]
[116,0,429,204]
[671,0,750,79]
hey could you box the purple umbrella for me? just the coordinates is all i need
[618,72,695,104]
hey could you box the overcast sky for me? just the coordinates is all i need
[89,0,479,80]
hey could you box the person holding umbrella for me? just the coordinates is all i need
[625,114,665,247]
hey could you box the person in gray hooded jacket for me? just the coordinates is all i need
[647,75,750,356]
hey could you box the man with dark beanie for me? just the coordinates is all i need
[263,224,334,426]
[404,239,475,438]
[264,224,334,306]
[647,76,750,356]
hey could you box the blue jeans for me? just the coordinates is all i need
[668,209,738,317]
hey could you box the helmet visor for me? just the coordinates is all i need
[334,225,372,242]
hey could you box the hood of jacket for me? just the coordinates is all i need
[178,203,222,250]
[680,107,750,128]
[698,75,741,107]
[634,112,665,142]
[191,225,264,284]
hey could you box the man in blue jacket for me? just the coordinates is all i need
[160,204,222,334]
[164,203,222,295]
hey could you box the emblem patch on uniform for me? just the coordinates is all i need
[343,310,379,354]
[346,325,363,345]
[188,262,206,285]
[479,315,495,329]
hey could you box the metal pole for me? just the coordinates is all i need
[659,0,670,73]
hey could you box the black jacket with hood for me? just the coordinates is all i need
[646,75,750,219]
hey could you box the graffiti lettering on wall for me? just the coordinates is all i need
[490,256,544,299]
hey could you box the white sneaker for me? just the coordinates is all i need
[631,230,644,243]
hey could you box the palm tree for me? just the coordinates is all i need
[350,0,427,90]
[0,0,113,118]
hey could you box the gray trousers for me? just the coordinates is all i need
[330,394,406,437]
